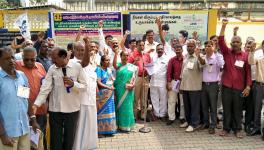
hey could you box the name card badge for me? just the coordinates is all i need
[17,86,30,99]
[187,62,194,69]
[208,65,213,73]
[127,66,134,72]
[234,60,244,68]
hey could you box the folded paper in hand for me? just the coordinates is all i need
[30,127,40,148]
[144,63,156,76]
[172,80,180,92]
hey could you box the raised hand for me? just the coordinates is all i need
[125,30,130,35]
[83,36,91,44]
[98,20,104,28]
[195,48,201,57]
[192,31,199,40]
[222,19,228,25]
[156,16,162,26]
[233,26,239,33]
[80,25,85,31]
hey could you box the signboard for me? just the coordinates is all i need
[130,11,209,43]
[50,12,122,47]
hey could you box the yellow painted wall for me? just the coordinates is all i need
[0,10,49,32]
[208,9,218,40]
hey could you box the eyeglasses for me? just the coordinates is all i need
[23,58,36,62]
[26,43,33,46]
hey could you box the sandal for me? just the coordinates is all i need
[219,130,229,137]
[235,131,244,138]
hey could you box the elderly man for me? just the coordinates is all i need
[15,47,48,149]
[71,38,98,150]
[248,41,264,139]
[218,19,252,138]
[32,48,87,150]
[0,47,33,150]
[73,41,85,62]
[149,44,169,120]
[180,39,204,132]
[243,40,258,135]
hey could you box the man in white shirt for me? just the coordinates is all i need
[149,44,169,120]
[72,38,98,150]
[144,29,159,59]
[32,48,87,150]
[178,30,188,56]
[72,41,85,62]
[98,20,113,56]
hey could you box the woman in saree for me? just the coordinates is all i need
[96,55,117,135]
[113,50,138,132]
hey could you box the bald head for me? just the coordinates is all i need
[231,36,242,43]
[231,36,242,52]
[73,41,85,60]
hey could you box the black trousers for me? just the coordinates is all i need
[253,83,264,130]
[244,82,256,128]
[36,114,47,150]
[49,111,79,150]
[183,91,201,127]
[222,86,243,132]
[201,82,219,128]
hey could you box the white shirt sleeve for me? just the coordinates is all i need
[73,66,87,91]
[98,28,107,55]
[34,66,54,107]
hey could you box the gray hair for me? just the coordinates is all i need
[22,47,37,57]
[0,46,14,58]
[186,39,197,45]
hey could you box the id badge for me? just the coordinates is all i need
[17,86,30,99]
[235,60,244,68]
[208,65,213,73]
[187,62,194,69]
[127,66,134,72]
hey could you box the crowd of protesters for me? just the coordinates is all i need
[0,17,264,150]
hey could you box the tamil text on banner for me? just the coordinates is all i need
[50,12,122,47]
[14,13,31,39]
[130,11,209,43]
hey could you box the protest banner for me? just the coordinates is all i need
[130,11,209,43]
[49,12,122,47]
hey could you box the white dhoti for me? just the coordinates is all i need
[73,65,98,150]
[73,105,98,150]
[150,86,168,117]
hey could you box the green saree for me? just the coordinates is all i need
[114,63,137,131]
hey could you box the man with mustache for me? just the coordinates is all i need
[149,44,169,121]
[218,19,252,138]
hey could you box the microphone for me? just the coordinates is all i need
[62,67,70,93]
[62,67,67,76]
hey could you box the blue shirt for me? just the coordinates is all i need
[0,69,30,137]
